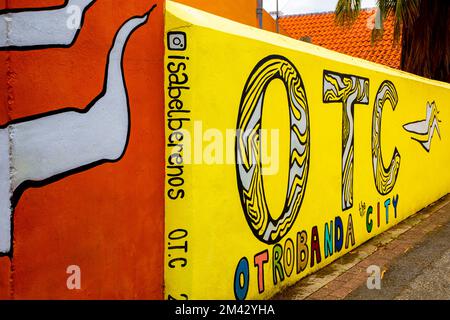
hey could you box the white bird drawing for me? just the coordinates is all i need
[403,101,442,152]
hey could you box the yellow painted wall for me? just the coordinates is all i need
[164,1,450,300]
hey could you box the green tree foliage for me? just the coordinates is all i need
[336,0,449,82]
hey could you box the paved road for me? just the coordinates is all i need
[274,195,450,300]
[347,216,450,300]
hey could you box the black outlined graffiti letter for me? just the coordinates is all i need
[236,55,310,244]
[323,71,369,211]
[372,81,400,195]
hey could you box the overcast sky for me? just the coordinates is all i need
[263,0,377,15]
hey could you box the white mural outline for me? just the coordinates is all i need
[0,5,156,255]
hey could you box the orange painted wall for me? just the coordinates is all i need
[262,10,288,35]
[175,0,287,34]
[0,0,164,299]
[175,0,258,27]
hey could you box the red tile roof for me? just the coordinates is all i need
[279,8,401,69]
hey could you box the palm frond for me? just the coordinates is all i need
[335,0,449,82]
[337,0,422,43]
[378,0,421,43]
[335,0,362,26]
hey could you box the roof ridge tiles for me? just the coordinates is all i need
[279,7,376,19]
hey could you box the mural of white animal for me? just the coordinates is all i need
[0,6,155,255]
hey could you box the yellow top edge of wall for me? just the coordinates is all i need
[166,0,450,89]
